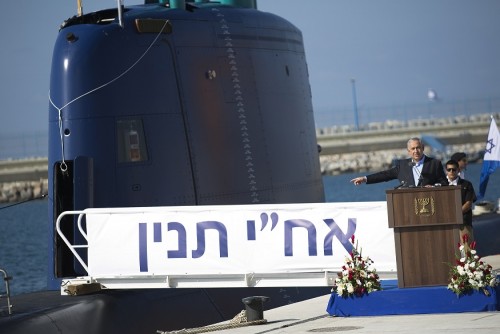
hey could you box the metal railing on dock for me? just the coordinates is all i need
[0,268,13,315]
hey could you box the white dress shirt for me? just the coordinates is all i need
[448,177,458,186]
[412,157,424,186]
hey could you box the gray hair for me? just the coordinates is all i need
[407,137,424,149]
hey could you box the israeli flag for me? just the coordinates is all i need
[478,117,500,199]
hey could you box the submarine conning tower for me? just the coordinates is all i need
[47,0,324,288]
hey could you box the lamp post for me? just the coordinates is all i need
[351,78,360,131]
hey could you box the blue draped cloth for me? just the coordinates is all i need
[327,283,499,316]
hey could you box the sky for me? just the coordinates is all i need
[1,0,500,136]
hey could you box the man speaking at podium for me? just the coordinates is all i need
[350,137,448,187]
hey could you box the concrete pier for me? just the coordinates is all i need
[317,112,498,174]
[0,158,48,203]
[316,114,492,155]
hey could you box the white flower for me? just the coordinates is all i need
[336,287,344,296]
[448,238,499,295]
[335,237,381,296]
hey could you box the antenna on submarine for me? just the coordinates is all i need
[117,0,124,28]
[77,0,83,16]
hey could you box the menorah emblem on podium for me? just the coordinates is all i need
[418,198,430,213]
[414,197,435,216]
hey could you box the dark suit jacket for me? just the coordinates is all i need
[456,178,477,225]
[366,156,447,187]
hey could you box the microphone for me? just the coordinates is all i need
[394,180,407,189]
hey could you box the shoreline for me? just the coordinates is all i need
[1,110,495,203]
[0,179,48,204]
[0,144,484,204]
[0,157,48,203]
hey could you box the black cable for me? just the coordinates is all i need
[0,193,48,211]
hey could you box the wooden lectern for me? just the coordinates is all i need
[386,186,462,288]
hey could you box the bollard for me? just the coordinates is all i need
[241,296,269,321]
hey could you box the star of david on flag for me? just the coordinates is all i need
[478,116,500,199]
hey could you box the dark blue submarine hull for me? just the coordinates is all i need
[0,287,330,333]
[1,1,326,333]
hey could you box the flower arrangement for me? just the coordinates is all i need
[333,235,381,297]
[447,234,498,296]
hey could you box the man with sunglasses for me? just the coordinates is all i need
[446,159,477,242]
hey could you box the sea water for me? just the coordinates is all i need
[1,163,499,296]
[0,199,48,295]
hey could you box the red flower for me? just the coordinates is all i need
[335,236,382,297]
[448,235,498,296]
[462,234,469,243]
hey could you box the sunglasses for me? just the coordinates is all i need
[446,168,457,172]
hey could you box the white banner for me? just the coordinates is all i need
[84,202,396,278]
